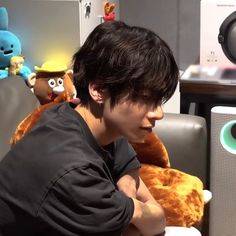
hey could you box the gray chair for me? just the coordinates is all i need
[154,113,208,235]
[0,76,38,160]
[154,113,208,187]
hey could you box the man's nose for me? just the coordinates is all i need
[147,106,164,120]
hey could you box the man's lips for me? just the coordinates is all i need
[140,126,153,132]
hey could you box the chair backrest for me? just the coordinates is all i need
[153,113,208,186]
[0,76,38,160]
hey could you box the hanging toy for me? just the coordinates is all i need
[103,1,116,21]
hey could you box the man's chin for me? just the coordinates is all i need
[128,134,147,143]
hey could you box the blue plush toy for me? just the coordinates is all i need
[0,7,31,80]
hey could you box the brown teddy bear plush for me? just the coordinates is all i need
[11,70,205,227]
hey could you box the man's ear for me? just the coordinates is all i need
[88,82,106,103]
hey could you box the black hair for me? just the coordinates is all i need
[73,21,179,107]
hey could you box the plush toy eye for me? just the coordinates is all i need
[0,47,4,51]
[48,79,56,88]
[57,78,64,86]
[11,44,13,48]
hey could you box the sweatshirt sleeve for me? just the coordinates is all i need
[38,165,134,236]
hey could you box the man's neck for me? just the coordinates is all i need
[74,103,116,146]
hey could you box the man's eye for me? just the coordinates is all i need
[140,95,153,103]
[142,95,150,100]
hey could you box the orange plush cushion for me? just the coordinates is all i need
[130,132,170,168]
[130,132,204,227]
[139,164,204,227]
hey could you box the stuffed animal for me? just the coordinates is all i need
[10,72,76,146]
[103,1,116,21]
[10,62,77,146]
[27,61,76,105]
[130,133,205,227]
[0,7,32,80]
[6,55,25,75]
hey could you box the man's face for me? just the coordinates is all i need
[102,95,163,143]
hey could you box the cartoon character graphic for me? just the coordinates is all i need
[0,7,31,80]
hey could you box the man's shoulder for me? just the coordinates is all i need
[40,102,80,124]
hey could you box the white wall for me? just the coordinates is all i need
[0,0,119,70]
[162,82,180,113]
[1,0,81,69]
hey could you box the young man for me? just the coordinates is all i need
[0,21,179,236]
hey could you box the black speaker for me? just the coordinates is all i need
[218,11,236,64]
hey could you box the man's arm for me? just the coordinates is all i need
[117,169,166,236]
[117,169,139,198]
[117,169,160,204]
[131,197,166,236]
[136,177,158,205]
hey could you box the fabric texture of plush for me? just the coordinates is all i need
[130,132,204,227]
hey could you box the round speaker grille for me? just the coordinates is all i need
[220,120,236,154]
[218,11,236,64]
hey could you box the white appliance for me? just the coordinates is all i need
[210,106,236,236]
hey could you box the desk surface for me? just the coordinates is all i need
[180,65,236,96]
[180,65,236,115]
[180,82,236,96]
